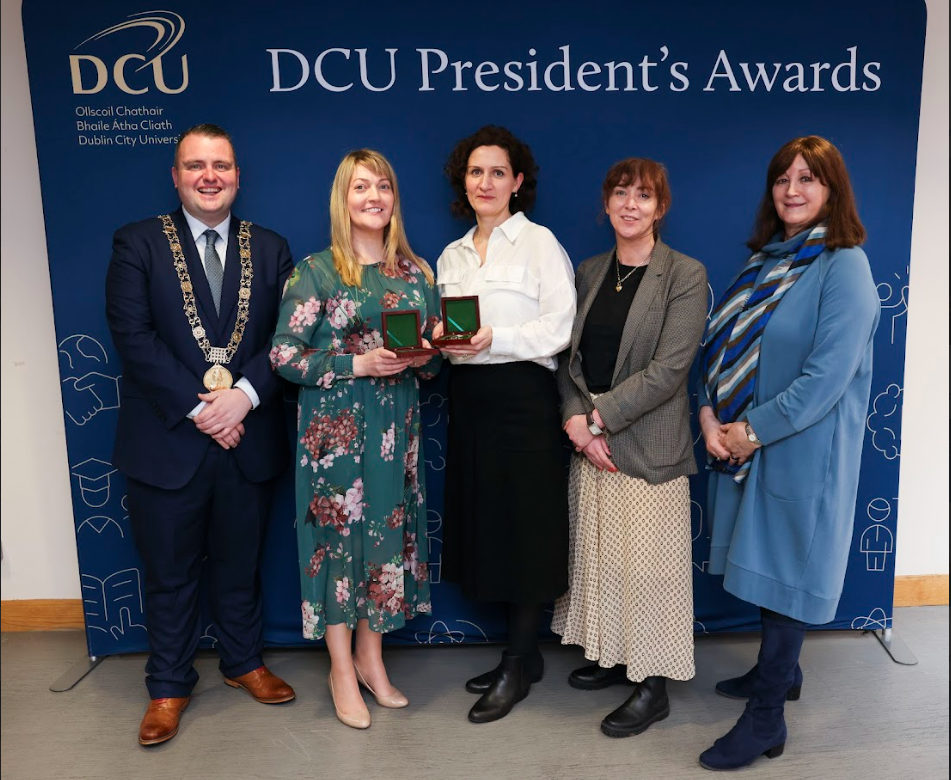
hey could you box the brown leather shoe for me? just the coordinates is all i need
[138,697,190,746]
[224,665,296,704]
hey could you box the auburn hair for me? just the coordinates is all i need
[601,158,671,238]
[748,135,866,251]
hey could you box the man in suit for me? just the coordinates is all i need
[106,124,295,746]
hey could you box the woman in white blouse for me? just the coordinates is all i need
[433,125,577,724]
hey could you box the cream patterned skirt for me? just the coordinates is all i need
[551,456,695,682]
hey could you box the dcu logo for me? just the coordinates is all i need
[69,10,188,95]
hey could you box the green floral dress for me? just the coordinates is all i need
[270,249,441,639]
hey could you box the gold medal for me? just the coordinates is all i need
[160,215,254,396]
[203,364,234,391]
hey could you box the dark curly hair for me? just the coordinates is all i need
[444,125,538,218]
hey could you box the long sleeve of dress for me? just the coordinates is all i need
[745,248,880,446]
[270,257,356,387]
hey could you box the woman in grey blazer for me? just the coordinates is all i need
[552,158,708,738]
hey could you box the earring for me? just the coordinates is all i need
[513,191,519,199]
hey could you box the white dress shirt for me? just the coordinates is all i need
[181,207,259,417]
[436,212,576,371]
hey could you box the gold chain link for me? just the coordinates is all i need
[159,215,253,366]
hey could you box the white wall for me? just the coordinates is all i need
[1,1,947,600]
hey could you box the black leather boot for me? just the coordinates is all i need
[568,664,635,690]
[468,652,531,723]
[600,676,670,738]
[466,648,544,694]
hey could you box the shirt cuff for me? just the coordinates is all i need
[186,400,207,419]
[234,377,260,409]
[334,354,355,381]
[490,326,516,356]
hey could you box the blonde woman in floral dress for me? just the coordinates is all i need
[271,150,440,729]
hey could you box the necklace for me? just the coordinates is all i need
[615,252,647,292]
[160,215,254,391]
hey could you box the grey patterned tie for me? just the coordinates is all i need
[202,228,223,314]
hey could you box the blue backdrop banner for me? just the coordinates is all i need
[23,0,924,656]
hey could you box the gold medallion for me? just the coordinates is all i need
[203,364,234,392]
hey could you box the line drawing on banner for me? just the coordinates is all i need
[424,436,446,470]
[76,514,124,539]
[690,499,710,573]
[201,624,219,647]
[693,620,708,635]
[859,497,895,572]
[426,509,442,583]
[421,392,447,428]
[876,268,909,345]
[70,457,118,507]
[415,619,488,645]
[81,568,147,638]
[58,334,121,426]
[851,608,890,631]
[866,384,902,460]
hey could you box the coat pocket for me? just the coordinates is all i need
[757,406,836,501]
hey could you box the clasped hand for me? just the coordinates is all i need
[194,388,253,449]
[564,412,617,472]
[699,407,759,465]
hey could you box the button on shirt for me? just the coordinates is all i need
[181,208,260,417]
[435,212,576,370]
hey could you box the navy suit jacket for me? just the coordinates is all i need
[106,207,294,490]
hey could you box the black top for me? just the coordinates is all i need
[578,257,647,393]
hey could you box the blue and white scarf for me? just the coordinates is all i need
[702,223,827,483]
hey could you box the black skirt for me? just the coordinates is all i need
[442,361,569,604]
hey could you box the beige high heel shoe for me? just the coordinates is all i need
[353,662,409,708]
[328,672,371,729]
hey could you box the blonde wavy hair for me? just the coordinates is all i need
[329,149,434,287]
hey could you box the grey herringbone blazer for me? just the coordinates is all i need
[557,240,708,484]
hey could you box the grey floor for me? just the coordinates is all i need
[2,607,947,780]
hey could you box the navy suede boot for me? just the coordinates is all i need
[699,613,806,771]
[715,662,803,700]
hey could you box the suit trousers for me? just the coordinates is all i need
[127,444,274,698]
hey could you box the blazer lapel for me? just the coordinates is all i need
[215,215,242,340]
[172,208,220,332]
[611,241,671,386]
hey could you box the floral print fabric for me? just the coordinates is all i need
[271,249,440,639]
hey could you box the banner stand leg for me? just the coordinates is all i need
[50,655,105,692]
[868,628,918,666]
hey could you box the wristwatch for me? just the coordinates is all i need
[586,409,604,436]
[745,422,761,445]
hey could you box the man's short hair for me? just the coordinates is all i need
[173,123,235,166]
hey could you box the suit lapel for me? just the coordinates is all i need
[215,215,242,340]
[611,241,671,386]
[172,208,220,332]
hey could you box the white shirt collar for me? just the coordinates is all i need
[182,207,231,244]
[448,211,531,252]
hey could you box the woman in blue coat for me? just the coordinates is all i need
[696,136,880,771]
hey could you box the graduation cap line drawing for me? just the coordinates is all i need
[70,457,118,508]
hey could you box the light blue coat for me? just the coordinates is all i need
[700,234,880,624]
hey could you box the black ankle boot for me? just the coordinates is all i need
[568,664,635,691]
[600,676,670,738]
[468,652,531,723]
[466,648,544,694]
